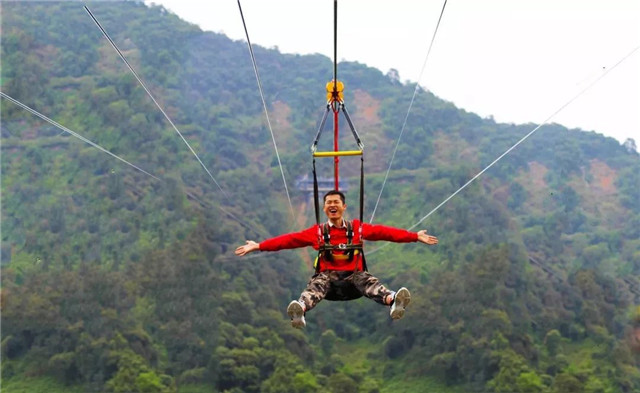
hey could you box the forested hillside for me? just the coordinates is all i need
[2,2,639,393]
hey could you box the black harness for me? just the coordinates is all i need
[317,220,357,263]
[314,220,369,301]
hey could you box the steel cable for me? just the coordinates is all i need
[236,0,296,224]
[84,6,229,201]
[369,0,449,223]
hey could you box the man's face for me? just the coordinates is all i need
[323,194,346,221]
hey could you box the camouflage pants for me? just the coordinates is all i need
[299,270,393,311]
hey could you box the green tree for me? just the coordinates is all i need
[544,330,562,357]
[552,373,583,393]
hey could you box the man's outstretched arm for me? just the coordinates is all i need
[362,223,417,242]
[362,223,438,245]
[235,226,318,257]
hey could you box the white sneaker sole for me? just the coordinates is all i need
[287,301,306,328]
[390,287,411,320]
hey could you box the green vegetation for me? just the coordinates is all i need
[1,376,86,393]
[1,1,639,392]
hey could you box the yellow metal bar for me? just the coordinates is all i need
[313,150,363,157]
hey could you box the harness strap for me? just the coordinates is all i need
[346,220,355,261]
[322,223,332,261]
[315,220,365,272]
[319,221,358,261]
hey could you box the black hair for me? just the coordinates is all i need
[323,190,346,204]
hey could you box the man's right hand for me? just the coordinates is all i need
[235,240,259,256]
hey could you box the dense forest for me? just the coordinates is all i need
[2,1,639,392]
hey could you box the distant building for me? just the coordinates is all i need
[296,174,349,205]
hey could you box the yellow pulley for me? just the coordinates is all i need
[326,80,344,102]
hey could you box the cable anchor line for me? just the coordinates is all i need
[408,45,640,230]
[1,92,160,181]
[236,0,295,223]
[83,6,229,201]
[367,44,640,255]
[1,92,261,238]
[369,0,448,223]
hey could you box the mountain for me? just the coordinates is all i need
[1,1,639,392]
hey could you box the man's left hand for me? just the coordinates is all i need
[417,230,438,245]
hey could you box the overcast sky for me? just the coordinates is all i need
[145,0,639,144]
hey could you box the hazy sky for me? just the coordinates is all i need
[145,0,639,144]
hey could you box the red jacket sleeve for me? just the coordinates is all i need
[258,225,318,252]
[361,222,418,243]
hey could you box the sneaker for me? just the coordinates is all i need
[287,300,306,328]
[389,287,411,320]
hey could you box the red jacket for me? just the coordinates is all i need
[259,219,418,271]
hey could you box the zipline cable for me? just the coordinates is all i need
[406,45,639,230]
[236,0,296,223]
[0,92,264,238]
[369,0,448,223]
[1,92,159,181]
[333,0,338,89]
[84,6,229,201]
[367,44,640,254]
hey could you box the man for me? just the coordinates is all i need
[235,190,438,328]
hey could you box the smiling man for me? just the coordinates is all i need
[235,190,438,328]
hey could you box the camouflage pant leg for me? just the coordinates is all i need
[349,271,393,305]
[299,271,336,312]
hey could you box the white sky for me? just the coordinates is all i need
[146,0,640,144]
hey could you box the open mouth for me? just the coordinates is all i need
[328,208,338,214]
